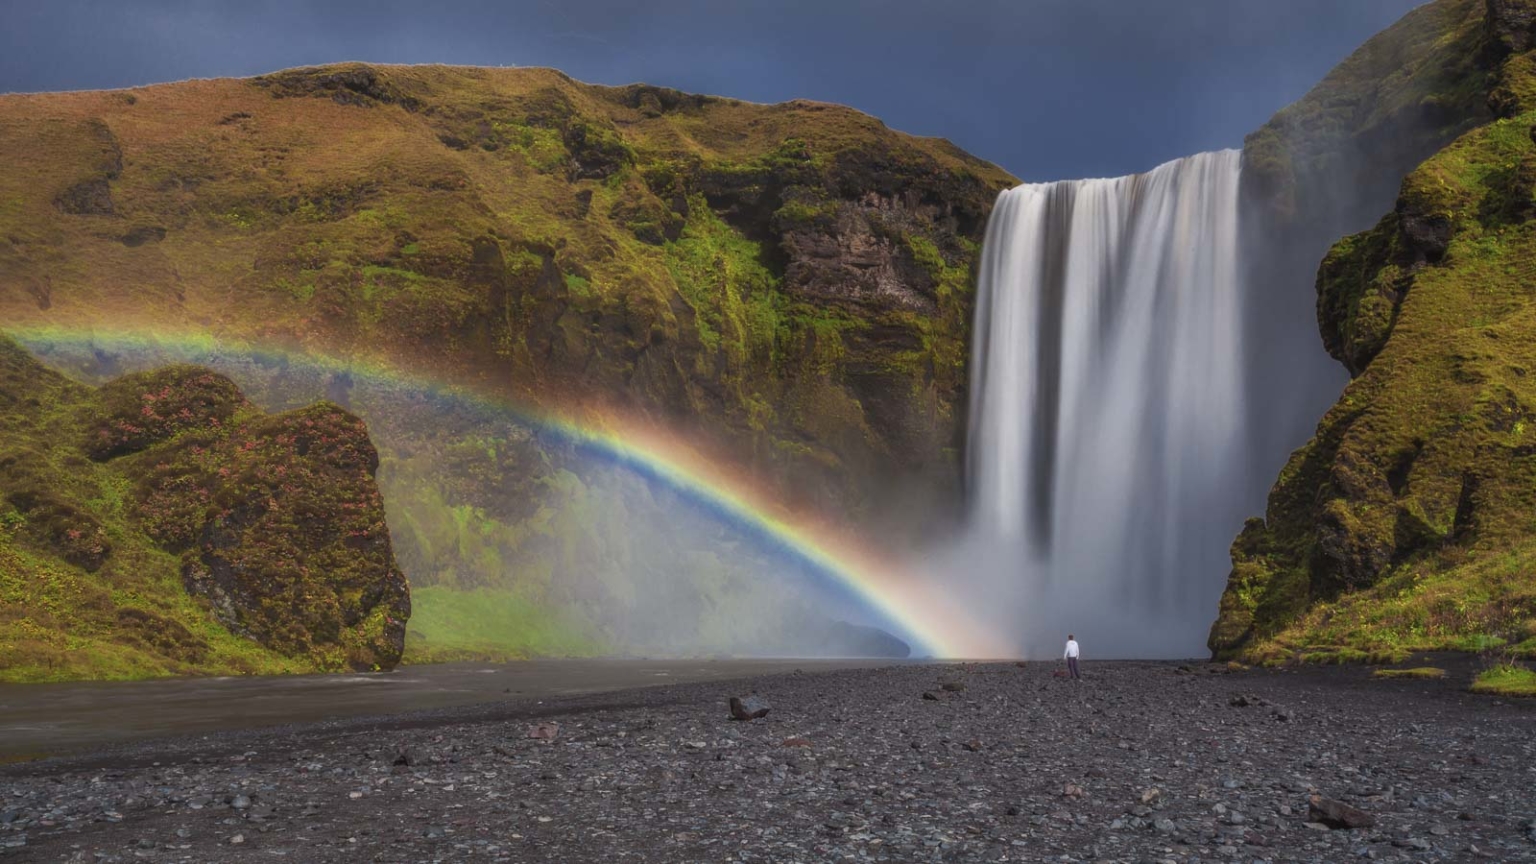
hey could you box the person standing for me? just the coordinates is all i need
[1064,634,1081,680]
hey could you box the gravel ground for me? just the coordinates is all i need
[2,660,1534,863]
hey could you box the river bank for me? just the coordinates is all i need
[2,659,1534,862]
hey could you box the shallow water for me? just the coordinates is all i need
[0,658,891,759]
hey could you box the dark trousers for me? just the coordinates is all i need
[1067,656,1080,679]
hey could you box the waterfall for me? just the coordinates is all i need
[965,150,1249,658]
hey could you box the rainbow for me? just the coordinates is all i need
[4,324,1011,659]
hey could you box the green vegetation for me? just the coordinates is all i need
[663,199,783,360]
[0,335,407,681]
[1372,666,1447,679]
[1211,1,1536,667]
[1470,663,1536,696]
[404,586,603,663]
[0,61,1019,673]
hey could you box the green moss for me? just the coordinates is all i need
[664,197,783,361]
[1214,14,1536,660]
[1469,663,1536,696]
[1372,666,1447,679]
[403,585,603,662]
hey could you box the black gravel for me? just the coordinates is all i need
[2,660,1535,862]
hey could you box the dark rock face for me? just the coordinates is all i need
[54,178,115,216]
[1487,0,1536,54]
[51,118,122,216]
[254,64,422,111]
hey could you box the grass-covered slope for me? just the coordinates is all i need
[0,335,408,681]
[0,65,1015,666]
[0,65,1014,528]
[1210,0,1536,664]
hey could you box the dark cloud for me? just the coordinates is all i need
[0,0,1423,180]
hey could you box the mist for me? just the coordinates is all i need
[20,336,918,660]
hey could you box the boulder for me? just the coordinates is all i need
[728,696,770,721]
[1308,795,1376,829]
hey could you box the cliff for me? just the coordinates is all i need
[1211,0,1536,664]
[0,335,408,681]
[0,65,1014,661]
[0,65,1014,527]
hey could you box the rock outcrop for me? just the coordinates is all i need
[0,336,408,680]
[1210,0,1536,663]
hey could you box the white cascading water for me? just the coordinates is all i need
[964,150,1249,658]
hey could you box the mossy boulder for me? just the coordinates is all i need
[0,335,409,680]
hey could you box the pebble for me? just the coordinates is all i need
[1,661,1532,863]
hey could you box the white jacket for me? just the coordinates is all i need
[1064,639,1079,659]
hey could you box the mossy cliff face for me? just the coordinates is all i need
[0,66,1013,532]
[1210,0,1536,663]
[1242,0,1498,235]
[0,335,408,680]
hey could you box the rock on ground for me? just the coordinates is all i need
[2,661,1534,862]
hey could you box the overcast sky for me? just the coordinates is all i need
[0,0,1424,181]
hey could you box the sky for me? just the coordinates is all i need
[0,0,1425,182]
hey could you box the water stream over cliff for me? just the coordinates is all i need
[964,150,1251,657]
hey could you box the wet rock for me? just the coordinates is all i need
[526,722,560,742]
[1308,795,1376,829]
[728,696,770,721]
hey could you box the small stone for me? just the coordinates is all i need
[940,681,966,692]
[229,795,251,810]
[229,834,245,845]
[1140,787,1162,805]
